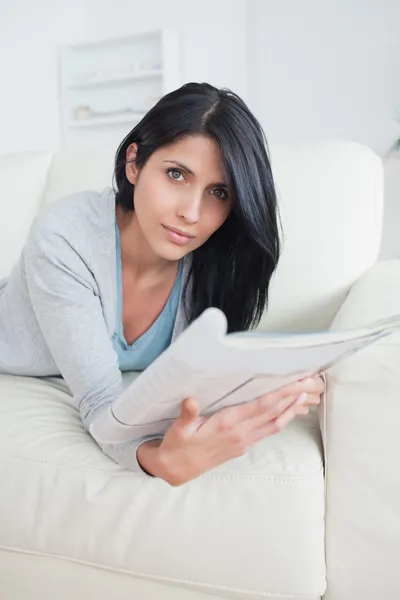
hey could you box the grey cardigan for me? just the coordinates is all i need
[0,189,191,474]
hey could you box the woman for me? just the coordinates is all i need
[0,82,324,485]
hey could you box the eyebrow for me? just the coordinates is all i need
[162,160,228,188]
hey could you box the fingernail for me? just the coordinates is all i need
[297,393,308,405]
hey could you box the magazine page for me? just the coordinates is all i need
[90,308,400,443]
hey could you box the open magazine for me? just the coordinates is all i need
[90,308,400,443]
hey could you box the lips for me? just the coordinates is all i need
[163,225,195,239]
[162,225,195,246]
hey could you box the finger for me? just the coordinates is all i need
[238,393,307,437]
[247,394,308,445]
[217,378,322,426]
[297,406,310,415]
[180,398,200,426]
[314,376,326,394]
[300,375,325,394]
[233,379,315,421]
[175,398,204,439]
[292,377,325,396]
[231,390,299,423]
[304,393,321,406]
[268,378,322,403]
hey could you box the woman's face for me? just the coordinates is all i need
[125,135,232,261]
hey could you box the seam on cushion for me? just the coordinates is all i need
[197,469,323,482]
[0,450,323,481]
[319,372,328,590]
[0,545,325,598]
[0,449,134,477]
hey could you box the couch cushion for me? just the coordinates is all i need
[0,151,53,279]
[258,141,383,332]
[0,374,325,599]
[41,149,115,207]
[324,259,400,600]
[0,141,383,332]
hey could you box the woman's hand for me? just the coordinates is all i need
[154,375,325,486]
[303,374,325,409]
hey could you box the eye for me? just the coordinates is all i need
[166,168,185,182]
[211,187,228,200]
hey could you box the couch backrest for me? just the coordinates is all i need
[0,141,383,330]
[0,150,53,280]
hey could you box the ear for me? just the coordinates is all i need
[125,143,139,185]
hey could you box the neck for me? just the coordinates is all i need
[116,206,177,281]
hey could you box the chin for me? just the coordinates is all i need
[153,242,190,262]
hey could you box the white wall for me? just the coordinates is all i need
[1,0,400,255]
[381,155,400,258]
[0,0,247,154]
[247,0,400,157]
[3,0,398,156]
[246,0,400,258]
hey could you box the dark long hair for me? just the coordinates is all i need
[113,82,282,332]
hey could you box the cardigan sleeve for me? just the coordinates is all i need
[24,216,162,476]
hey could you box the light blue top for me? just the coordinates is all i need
[112,220,183,372]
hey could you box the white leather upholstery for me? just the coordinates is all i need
[0,151,53,279]
[0,374,325,600]
[262,141,383,331]
[41,149,115,208]
[0,141,395,600]
[324,258,400,600]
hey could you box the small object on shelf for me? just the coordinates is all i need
[69,106,146,128]
[73,105,91,121]
[72,106,145,121]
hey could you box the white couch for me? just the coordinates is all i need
[0,141,399,600]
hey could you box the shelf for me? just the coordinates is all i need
[59,30,180,149]
[69,113,145,128]
[68,69,162,89]
[65,31,161,52]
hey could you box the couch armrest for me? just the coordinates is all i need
[322,259,400,600]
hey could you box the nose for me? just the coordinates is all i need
[177,190,201,224]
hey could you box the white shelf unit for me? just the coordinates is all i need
[68,112,146,129]
[58,31,180,150]
[67,69,163,89]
